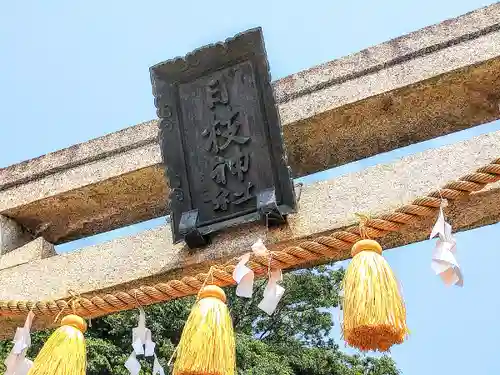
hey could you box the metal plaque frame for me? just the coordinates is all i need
[150,27,296,245]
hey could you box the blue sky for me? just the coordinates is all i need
[1,1,499,374]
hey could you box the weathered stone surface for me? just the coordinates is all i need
[0,129,498,337]
[1,3,499,244]
[0,237,55,270]
[0,215,32,254]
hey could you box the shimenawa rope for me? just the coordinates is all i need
[0,158,498,320]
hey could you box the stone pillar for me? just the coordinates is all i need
[0,216,56,270]
[0,215,33,255]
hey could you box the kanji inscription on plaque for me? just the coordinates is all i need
[150,28,296,244]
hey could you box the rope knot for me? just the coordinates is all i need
[355,212,371,240]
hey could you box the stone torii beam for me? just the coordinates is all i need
[0,3,499,336]
[1,3,499,245]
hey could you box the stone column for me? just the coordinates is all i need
[0,215,33,255]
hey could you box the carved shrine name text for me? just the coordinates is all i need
[202,78,255,212]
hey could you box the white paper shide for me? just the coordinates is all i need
[4,311,35,375]
[232,252,255,298]
[125,307,165,375]
[251,239,269,257]
[258,269,285,315]
[429,201,463,287]
[232,239,286,315]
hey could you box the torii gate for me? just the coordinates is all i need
[0,3,499,338]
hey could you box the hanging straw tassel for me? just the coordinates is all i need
[173,285,235,375]
[27,315,87,375]
[342,239,408,352]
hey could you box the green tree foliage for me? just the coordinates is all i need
[0,266,400,374]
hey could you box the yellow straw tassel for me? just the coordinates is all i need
[174,285,235,375]
[342,239,409,352]
[27,314,87,375]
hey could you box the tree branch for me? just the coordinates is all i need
[258,304,286,340]
[232,279,267,329]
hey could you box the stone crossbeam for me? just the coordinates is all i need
[1,3,499,244]
[0,129,498,337]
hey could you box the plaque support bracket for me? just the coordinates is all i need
[179,209,209,249]
[257,188,287,227]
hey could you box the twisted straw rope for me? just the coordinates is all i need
[1,158,499,320]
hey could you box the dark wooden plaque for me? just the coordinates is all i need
[150,28,296,244]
